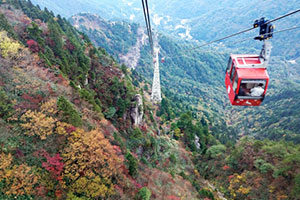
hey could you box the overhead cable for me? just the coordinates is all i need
[181,8,300,52]
[141,0,154,54]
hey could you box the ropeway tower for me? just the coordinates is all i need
[151,48,162,102]
[141,0,162,102]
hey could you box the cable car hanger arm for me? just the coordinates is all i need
[231,26,300,45]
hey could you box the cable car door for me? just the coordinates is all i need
[225,58,238,104]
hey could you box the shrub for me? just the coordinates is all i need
[104,107,116,119]
[135,187,151,200]
[125,151,138,178]
[254,159,274,174]
[206,144,226,158]
[199,188,215,200]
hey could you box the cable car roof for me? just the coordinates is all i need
[231,54,266,69]
[236,68,269,79]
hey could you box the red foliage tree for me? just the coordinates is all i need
[26,39,39,53]
[46,37,55,47]
[18,93,44,110]
[42,153,64,182]
[223,165,230,170]
[65,125,76,134]
[167,195,181,200]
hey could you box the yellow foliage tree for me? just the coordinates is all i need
[0,153,38,196]
[21,110,57,140]
[40,98,58,116]
[0,153,13,182]
[4,164,39,196]
[70,175,115,198]
[0,31,21,58]
[174,127,183,138]
[20,99,58,140]
[229,172,252,199]
[56,121,74,135]
[63,129,121,198]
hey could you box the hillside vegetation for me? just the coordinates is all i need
[70,12,300,145]
[1,0,300,200]
[0,0,219,199]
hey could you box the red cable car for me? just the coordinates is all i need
[225,17,274,106]
[225,54,269,106]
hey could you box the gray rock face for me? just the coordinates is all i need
[130,94,143,126]
[119,27,147,69]
[195,135,201,149]
[84,74,88,86]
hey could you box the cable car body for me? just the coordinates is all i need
[225,54,269,106]
[225,18,273,106]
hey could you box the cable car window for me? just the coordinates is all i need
[232,73,238,92]
[239,79,266,96]
[226,58,232,73]
[230,65,236,81]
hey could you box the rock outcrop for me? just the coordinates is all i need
[130,94,143,126]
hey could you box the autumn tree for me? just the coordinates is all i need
[0,153,38,196]
[26,39,39,53]
[20,99,58,140]
[63,128,121,198]
[42,153,64,182]
[0,31,21,58]
[229,172,252,199]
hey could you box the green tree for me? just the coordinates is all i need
[125,151,138,178]
[292,173,300,198]
[0,89,13,120]
[57,96,82,127]
[135,187,151,200]
[206,144,226,159]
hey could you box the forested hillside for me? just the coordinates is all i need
[197,137,300,199]
[69,13,300,199]
[1,0,300,200]
[0,0,222,199]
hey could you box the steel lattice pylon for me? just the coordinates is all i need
[151,48,162,102]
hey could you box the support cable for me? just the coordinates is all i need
[141,0,151,42]
[141,0,154,54]
[231,25,300,45]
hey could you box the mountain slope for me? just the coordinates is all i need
[0,1,220,199]
[71,12,300,144]
[1,1,300,200]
